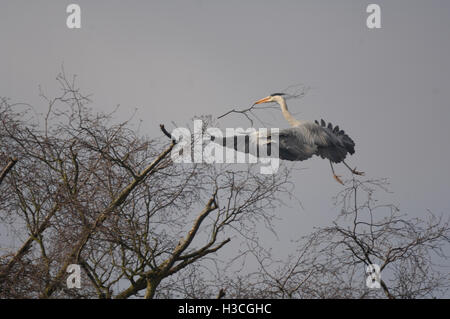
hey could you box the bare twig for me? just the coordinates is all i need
[160,124,176,142]
[217,105,278,126]
[217,288,226,299]
[0,158,18,186]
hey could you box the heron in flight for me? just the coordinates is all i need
[214,93,364,184]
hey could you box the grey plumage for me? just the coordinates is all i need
[273,119,355,163]
[213,93,362,183]
[211,120,355,164]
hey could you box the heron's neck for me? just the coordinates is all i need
[279,98,301,127]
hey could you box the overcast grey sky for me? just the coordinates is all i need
[1,1,450,253]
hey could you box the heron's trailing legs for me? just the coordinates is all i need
[329,160,344,185]
[342,160,365,176]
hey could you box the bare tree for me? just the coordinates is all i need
[1,73,448,299]
[0,71,291,298]
[189,178,449,299]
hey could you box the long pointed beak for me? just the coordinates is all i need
[252,96,271,106]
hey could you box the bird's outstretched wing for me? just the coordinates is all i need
[210,119,355,163]
[311,119,355,163]
[271,120,355,163]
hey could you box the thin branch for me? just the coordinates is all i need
[217,105,278,126]
[0,158,18,186]
[160,124,176,142]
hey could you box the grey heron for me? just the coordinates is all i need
[214,93,364,185]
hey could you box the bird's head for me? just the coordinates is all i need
[253,93,286,106]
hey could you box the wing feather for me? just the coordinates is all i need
[210,119,356,164]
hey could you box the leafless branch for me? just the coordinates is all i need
[0,158,17,186]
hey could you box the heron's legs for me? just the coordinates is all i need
[329,160,344,185]
[342,160,365,176]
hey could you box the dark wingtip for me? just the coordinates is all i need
[316,119,356,156]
